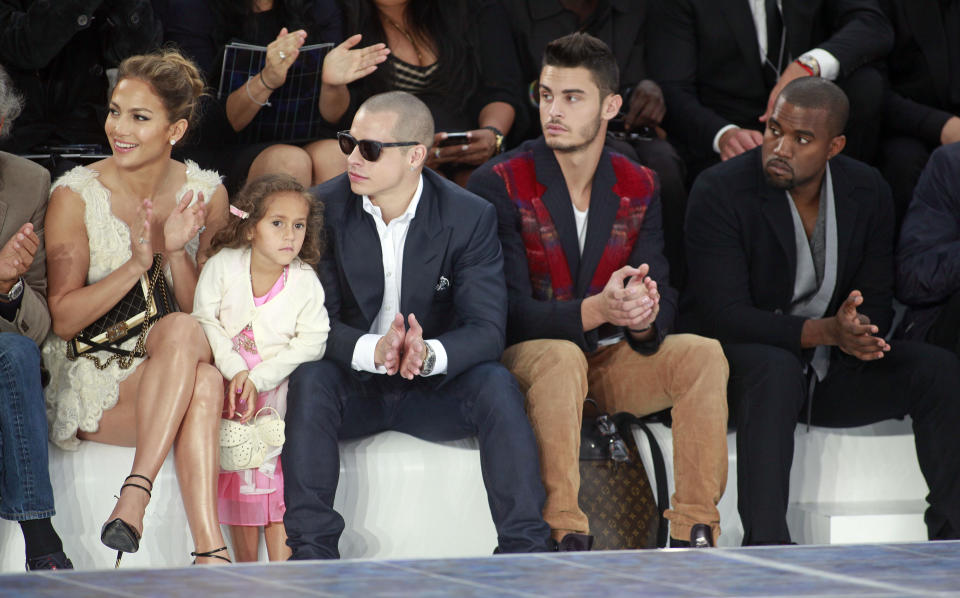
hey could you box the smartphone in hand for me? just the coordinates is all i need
[438,132,471,147]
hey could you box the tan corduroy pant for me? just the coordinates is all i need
[502,334,729,542]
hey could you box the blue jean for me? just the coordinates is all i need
[282,360,553,559]
[0,333,55,521]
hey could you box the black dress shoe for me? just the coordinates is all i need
[557,533,594,552]
[669,524,714,548]
[26,551,74,571]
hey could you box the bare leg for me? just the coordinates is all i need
[264,521,292,561]
[248,144,312,187]
[80,314,226,560]
[229,525,261,562]
[304,138,346,184]
[174,362,229,564]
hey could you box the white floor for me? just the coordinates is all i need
[0,419,928,571]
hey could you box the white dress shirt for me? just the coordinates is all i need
[712,0,841,154]
[350,175,449,376]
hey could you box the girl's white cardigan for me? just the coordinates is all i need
[192,246,329,392]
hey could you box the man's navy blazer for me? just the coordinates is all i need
[309,168,508,382]
[684,148,895,357]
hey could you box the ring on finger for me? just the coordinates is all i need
[197,225,207,234]
[278,50,287,60]
[138,237,146,245]
[434,148,441,158]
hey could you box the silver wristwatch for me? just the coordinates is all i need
[420,342,436,376]
[0,277,24,303]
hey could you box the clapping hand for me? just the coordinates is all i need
[163,190,206,254]
[322,33,390,87]
[374,313,406,375]
[398,314,426,380]
[0,222,39,294]
[262,27,308,89]
[131,199,154,272]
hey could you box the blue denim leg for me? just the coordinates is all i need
[0,333,55,521]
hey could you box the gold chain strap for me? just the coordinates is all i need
[80,255,166,371]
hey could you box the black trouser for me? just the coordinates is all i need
[724,341,960,545]
[282,359,553,559]
[927,291,960,359]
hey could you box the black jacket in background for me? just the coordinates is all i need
[879,0,960,146]
[0,0,161,153]
[647,0,893,166]
[502,0,647,139]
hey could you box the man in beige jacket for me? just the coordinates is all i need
[0,64,72,570]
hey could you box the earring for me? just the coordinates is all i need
[170,139,176,146]
[409,166,416,172]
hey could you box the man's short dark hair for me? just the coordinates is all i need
[358,90,434,148]
[542,32,619,98]
[777,77,850,137]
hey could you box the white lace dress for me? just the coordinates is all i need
[43,161,221,450]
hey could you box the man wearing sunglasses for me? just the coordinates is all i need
[282,90,554,559]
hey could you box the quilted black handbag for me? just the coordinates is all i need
[65,253,176,369]
[579,400,669,550]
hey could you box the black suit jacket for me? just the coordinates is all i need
[467,137,677,353]
[310,169,508,382]
[879,0,960,145]
[647,0,893,164]
[685,148,895,357]
[504,0,647,140]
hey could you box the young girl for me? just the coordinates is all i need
[192,173,329,561]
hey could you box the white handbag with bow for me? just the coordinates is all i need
[219,407,286,472]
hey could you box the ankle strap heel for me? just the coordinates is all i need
[191,545,231,564]
[119,473,153,498]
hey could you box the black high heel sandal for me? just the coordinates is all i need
[100,473,153,568]
[191,545,231,564]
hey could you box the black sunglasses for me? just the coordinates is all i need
[337,131,419,162]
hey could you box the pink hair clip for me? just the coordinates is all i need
[230,205,249,219]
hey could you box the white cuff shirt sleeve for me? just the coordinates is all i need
[801,49,840,81]
[352,333,387,374]
[713,124,739,155]
[423,339,448,377]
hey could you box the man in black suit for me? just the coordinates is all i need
[647,0,892,181]
[877,0,960,222]
[282,91,553,559]
[685,77,960,545]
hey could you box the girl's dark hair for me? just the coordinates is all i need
[207,174,325,265]
[211,0,321,48]
[343,0,478,110]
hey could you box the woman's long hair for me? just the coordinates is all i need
[342,0,479,110]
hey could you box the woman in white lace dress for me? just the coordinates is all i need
[43,50,232,565]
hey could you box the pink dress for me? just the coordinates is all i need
[217,269,288,526]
